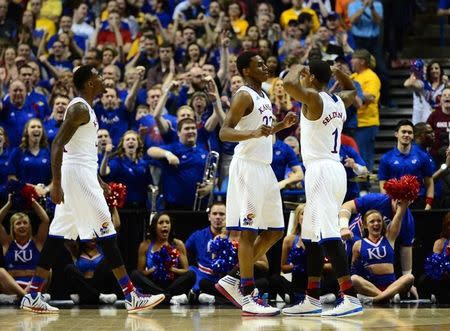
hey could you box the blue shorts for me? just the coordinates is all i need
[367,273,396,290]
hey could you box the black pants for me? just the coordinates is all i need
[117,205,146,272]
[131,269,196,299]
[64,260,122,304]
[418,274,450,303]
[269,271,339,302]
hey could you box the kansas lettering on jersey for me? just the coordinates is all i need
[300,92,346,167]
[4,240,40,271]
[62,97,99,168]
[233,86,273,164]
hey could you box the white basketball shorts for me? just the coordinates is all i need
[302,159,346,243]
[49,164,116,241]
[226,157,284,231]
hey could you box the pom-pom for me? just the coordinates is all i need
[105,183,127,208]
[383,175,420,202]
[209,237,238,275]
[7,180,38,209]
[287,246,306,275]
[152,245,179,283]
[410,59,424,77]
[424,253,450,280]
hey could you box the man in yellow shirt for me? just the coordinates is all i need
[29,0,56,39]
[280,0,320,32]
[350,49,381,175]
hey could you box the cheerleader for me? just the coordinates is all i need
[351,201,414,304]
[131,213,195,305]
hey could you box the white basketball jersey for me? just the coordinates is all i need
[233,86,273,164]
[300,92,346,167]
[62,97,99,168]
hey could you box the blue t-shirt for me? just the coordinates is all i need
[378,146,434,197]
[26,90,51,119]
[271,139,301,182]
[185,226,215,273]
[344,81,363,131]
[348,0,383,38]
[47,56,74,73]
[8,147,51,185]
[439,0,450,9]
[94,103,130,146]
[0,149,10,201]
[352,193,415,247]
[158,142,208,207]
[134,114,177,149]
[44,118,61,145]
[340,144,366,201]
[0,100,44,147]
[106,156,151,205]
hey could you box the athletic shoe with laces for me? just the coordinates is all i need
[125,291,165,314]
[170,294,189,305]
[215,275,243,308]
[99,293,117,304]
[241,289,280,316]
[321,294,363,317]
[20,293,59,314]
[198,293,215,304]
[282,294,322,316]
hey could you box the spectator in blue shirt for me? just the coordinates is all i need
[271,137,303,190]
[185,202,226,303]
[340,144,367,202]
[97,129,112,168]
[348,0,389,107]
[340,193,418,299]
[148,118,213,210]
[378,120,434,210]
[1,80,43,147]
[7,118,51,196]
[100,130,152,271]
[44,94,68,145]
[17,64,51,119]
[0,127,10,203]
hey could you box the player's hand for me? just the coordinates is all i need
[252,125,272,138]
[340,228,353,240]
[282,112,297,128]
[50,184,64,204]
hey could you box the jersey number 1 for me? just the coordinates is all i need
[331,128,339,154]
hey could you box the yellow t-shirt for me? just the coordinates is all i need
[27,0,61,21]
[36,17,56,39]
[351,68,381,127]
[280,8,320,32]
[231,18,249,39]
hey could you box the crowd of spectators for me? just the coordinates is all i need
[0,0,449,306]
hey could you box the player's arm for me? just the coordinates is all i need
[219,91,271,142]
[331,65,357,108]
[339,199,358,240]
[351,240,361,265]
[272,112,298,135]
[283,64,323,120]
[50,103,90,203]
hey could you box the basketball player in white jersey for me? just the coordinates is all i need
[20,66,165,313]
[216,51,297,316]
[281,61,363,317]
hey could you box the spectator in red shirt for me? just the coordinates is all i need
[97,10,132,54]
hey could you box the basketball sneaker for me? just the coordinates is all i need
[125,291,165,314]
[20,293,59,313]
[241,289,280,316]
[215,275,243,308]
[282,294,322,316]
[321,295,363,317]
